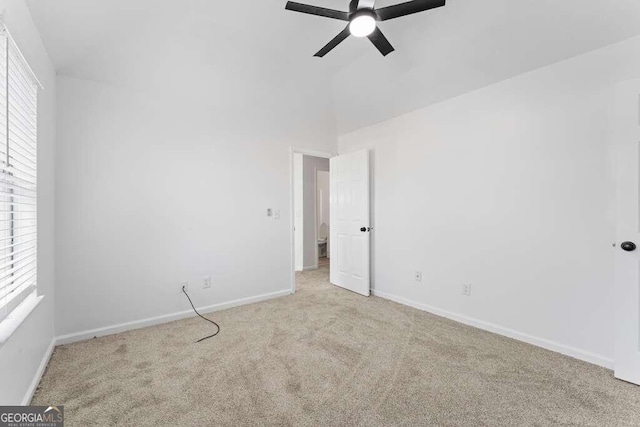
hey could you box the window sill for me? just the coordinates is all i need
[0,293,44,346]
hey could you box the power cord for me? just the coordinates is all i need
[182,285,220,343]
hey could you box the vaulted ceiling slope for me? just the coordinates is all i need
[331,0,640,133]
[26,0,640,135]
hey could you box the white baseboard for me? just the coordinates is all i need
[372,289,614,369]
[55,289,292,346]
[302,265,317,271]
[21,338,55,405]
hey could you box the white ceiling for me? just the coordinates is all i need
[25,0,640,134]
[331,0,640,133]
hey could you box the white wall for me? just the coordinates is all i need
[339,36,640,365]
[302,155,329,269]
[0,0,56,405]
[55,73,336,337]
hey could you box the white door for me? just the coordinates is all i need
[330,149,370,296]
[614,79,640,385]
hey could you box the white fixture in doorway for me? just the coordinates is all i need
[318,222,328,257]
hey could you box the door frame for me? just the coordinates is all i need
[289,147,335,294]
[313,166,319,270]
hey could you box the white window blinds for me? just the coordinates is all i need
[0,27,39,322]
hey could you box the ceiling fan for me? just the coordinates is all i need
[285,0,446,57]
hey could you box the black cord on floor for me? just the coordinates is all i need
[182,286,220,343]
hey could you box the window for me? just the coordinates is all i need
[0,26,39,323]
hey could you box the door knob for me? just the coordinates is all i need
[621,241,637,252]
[360,227,371,232]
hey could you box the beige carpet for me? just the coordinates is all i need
[33,266,640,426]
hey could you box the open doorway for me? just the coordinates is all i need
[290,148,333,294]
[290,148,371,296]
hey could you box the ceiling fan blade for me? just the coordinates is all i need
[367,28,395,56]
[375,0,445,21]
[314,27,351,57]
[349,0,359,12]
[285,2,350,21]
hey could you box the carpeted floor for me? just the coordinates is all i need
[33,266,640,426]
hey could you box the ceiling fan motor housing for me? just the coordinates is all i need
[351,9,378,21]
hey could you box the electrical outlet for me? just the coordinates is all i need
[415,271,422,282]
[203,276,212,289]
[462,283,472,296]
[267,208,273,217]
[180,282,189,293]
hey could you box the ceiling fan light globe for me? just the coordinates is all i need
[349,14,376,37]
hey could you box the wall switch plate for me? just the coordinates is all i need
[203,276,212,289]
[274,210,280,220]
[180,282,189,293]
[415,271,422,282]
[462,284,472,296]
